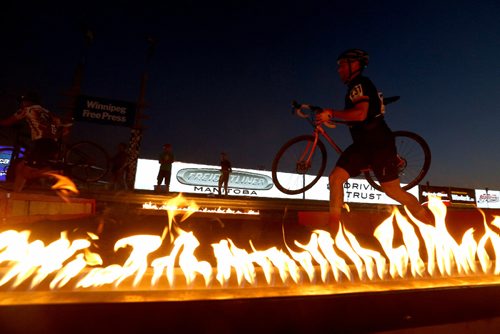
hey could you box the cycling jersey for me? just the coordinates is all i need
[12,104,60,141]
[337,75,399,182]
[344,75,392,146]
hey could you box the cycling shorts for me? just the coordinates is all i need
[336,141,399,183]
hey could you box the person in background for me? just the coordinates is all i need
[218,152,232,196]
[0,91,62,192]
[110,142,129,191]
[314,49,434,232]
[157,143,174,193]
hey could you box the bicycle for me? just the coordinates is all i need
[271,96,431,195]
[0,123,110,184]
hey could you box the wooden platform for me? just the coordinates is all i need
[0,190,95,224]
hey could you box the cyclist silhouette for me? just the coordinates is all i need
[314,49,433,231]
[0,91,62,192]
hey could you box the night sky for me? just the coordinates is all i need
[1,1,499,190]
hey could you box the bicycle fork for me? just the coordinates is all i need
[297,133,320,174]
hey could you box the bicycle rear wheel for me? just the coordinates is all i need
[65,141,110,183]
[272,135,327,195]
[364,131,431,191]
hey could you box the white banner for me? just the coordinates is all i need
[475,189,500,209]
[134,159,418,205]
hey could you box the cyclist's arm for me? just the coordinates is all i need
[323,101,368,122]
[316,101,368,123]
[0,115,20,127]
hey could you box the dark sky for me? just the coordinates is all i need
[1,1,499,190]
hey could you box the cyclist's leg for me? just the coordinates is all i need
[328,166,350,232]
[371,145,434,225]
[380,179,434,224]
[330,145,367,232]
[13,160,27,192]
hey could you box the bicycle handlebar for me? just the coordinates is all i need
[291,95,400,128]
[291,100,338,128]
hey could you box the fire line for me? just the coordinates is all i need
[0,195,499,306]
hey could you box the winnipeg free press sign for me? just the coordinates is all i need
[74,95,136,127]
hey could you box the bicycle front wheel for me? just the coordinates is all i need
[272,135,327,195]
[364,131,431,191]
[65,141,110,183]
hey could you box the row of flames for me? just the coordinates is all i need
[0,190,499,291]
[142,201,260,216]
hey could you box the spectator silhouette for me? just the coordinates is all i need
[218,152,232,196]
[156,143,174,193]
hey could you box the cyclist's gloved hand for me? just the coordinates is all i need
[315,109,332,125]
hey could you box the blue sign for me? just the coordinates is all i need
[0,146,25,182]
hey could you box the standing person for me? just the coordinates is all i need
[0,91,62,192]
[110,142,129,191]
[218,152,232,196]
[156,143,174,193]
[314,49,433,231]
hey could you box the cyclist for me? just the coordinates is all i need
[0,91,62,192]
[315,49,433,231]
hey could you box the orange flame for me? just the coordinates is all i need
[41,171,79,201]
[0,195,499,291]
[143,201,259,216]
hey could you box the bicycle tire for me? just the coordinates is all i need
[65,141,110,183]
[272,135,327,195]
[363,131,431,191]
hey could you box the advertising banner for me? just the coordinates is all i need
[449,187,476,206]
[475,189,500,209]
[419,185,451,205]
[74,95,136,127]
[134,159,417,205]
[135,160,303,199]
[419,186,476,206]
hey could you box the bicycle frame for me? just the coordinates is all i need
[315,125,343,155]
[300,113,343,171]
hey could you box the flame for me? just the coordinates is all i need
[0,195,499,291]
[143,201,259,216]
[41,171,79,201]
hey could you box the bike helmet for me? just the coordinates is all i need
[337,49,369,68]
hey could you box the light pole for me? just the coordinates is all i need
[126,37,156,189]
[60,25,93,122]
